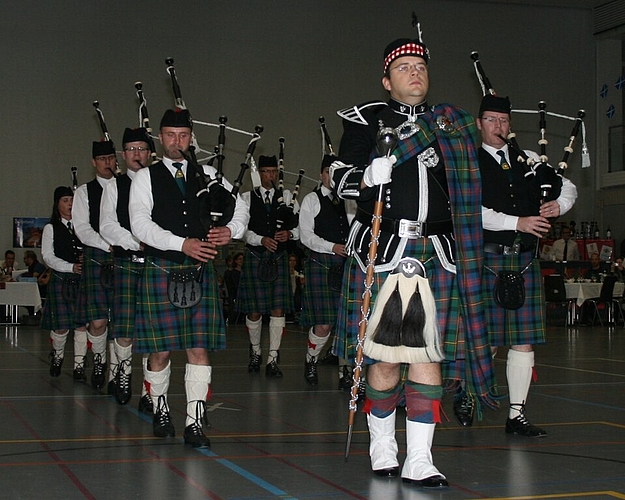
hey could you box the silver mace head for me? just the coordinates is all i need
[376,123,398,157]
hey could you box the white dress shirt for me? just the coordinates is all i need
[240,187,300,247]
[299,185,356,254]
[481,144,578,232]
[129,158,249,252]
[72,175,114,252]
[42,219,76,273]
[100,169,141,251]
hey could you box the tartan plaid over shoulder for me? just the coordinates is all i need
[394,103,499,409]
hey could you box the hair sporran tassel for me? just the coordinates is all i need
[401,288,425,347]
[371,283,403,347]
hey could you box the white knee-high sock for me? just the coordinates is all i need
[507,349,534,419]
[268,316,285,363]
[114,339,133,374]
[144,360,171,414]
[141,355,149,397]
[246,316,263,355]
[87,331,107,361]
[306,327,330,361]
[185,364,211,427]
[108,339,118,382]
[50,330,69,357]
[74,329,87,368]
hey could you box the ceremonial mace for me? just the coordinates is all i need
[345,124,398,460]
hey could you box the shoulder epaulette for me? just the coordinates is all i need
[337,101,387,125]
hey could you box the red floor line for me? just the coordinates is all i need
[4,401,97,500]
[75,399,225,500]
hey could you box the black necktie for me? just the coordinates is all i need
[264,191,271,212]
[563,240,569,261]
[173,162,186,196]
[66,221,73,234]
[497,150,513,182]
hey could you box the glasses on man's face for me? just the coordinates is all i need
[259,169,278,175]
[481,116,510,126]
[124,146,150,153]
[390,62,427,74]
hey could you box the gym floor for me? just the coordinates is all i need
[1,319,624,499]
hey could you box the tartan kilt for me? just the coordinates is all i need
[483,253,546,346]
[109,257,143,340]
[334,237,460,362]
[299,251,346,328]
[40,271,84,331]
[133,257,225,353]
[235,248,292,314]
[75,246,113,324]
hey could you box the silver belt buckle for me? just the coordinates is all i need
[131,255,145,263]
[503,243,521,256]
[398,219,423,239]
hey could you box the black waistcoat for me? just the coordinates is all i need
[52,221,82,264]
[143,162,204,263]
[113,174,140,258]
[479,147,540,248]
[314,189,349,244]
[86,179,103,232]
[246,189,279,251]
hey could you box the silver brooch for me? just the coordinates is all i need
[418,147,439,168]
[436,115,455,133]
[395,118,421,140]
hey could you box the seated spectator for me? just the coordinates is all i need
[611,257,625,282]
[22,250,46,279]
[1,250,18,281]
[584,252,605,281]
[21,250,47,316]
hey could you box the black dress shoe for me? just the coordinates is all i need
[318,350,338,365]
[248,345,261,373]
[115,361,132,405]
[338,366,352,391]
[453,391,475,427]
[183,423,211,448]
[265,360,283,378]
[402,475,449,488]
[49,351,63,377]
[73,366,86,382]
[153,408,175,438]
[505,414,547,437]
[91,354,106,389]
[138,394,154,414]
[304,357,318,385]
[373,466,399,477]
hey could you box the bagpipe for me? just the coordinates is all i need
[92,100,122,176]
[134,81,158,164]
[164,58,262,289]
[470,51,586,207]
[319,116,336,156]
[274,137,304,232]
[71,166,78,192]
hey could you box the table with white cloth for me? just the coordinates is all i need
[564,280,625,324]
[0,282,42,324]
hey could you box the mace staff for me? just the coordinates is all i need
[345,124,398,460]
